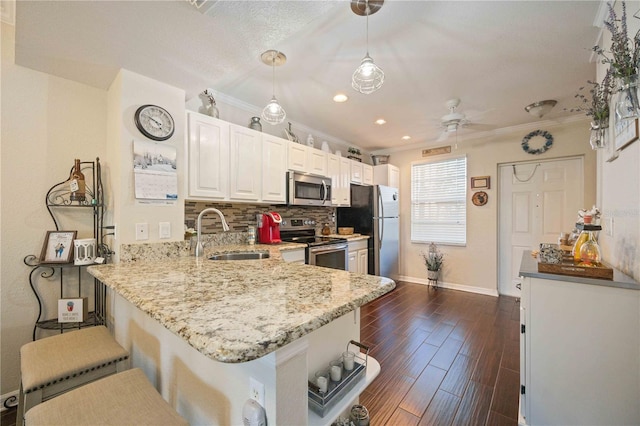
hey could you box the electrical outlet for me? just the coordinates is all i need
[249,377,265,407]
[159,222,171,239]
[135,223,149,241]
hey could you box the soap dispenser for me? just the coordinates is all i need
[321,223,331,236]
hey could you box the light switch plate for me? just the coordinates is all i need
[604,216,614,237]
[135,223,149,241]
[159,222,171,239]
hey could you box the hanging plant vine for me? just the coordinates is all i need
[521,130,553,155]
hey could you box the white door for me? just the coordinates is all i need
[498,157,583,296]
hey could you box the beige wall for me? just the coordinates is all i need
[391,119,596,294]
[595,1,640,281]
[1,23,108,396]
[106,69,186,259]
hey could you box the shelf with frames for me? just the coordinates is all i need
[24,158,111,340]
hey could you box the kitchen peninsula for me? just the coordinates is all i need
[88,243,395,425]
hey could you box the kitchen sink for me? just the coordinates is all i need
[208,252,270,261]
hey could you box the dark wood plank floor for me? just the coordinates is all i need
[1,281,520,426]
[359,281,520,426]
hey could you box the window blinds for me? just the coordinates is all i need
[411,156,467,245]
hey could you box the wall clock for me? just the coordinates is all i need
[472,191,488,206]
[134,104,175,141]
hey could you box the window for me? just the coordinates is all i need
[411,156,467,245]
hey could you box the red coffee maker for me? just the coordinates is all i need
[257,212,282,244]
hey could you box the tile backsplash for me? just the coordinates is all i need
[184,201,337,237]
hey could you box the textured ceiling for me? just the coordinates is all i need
[14,1,602,151]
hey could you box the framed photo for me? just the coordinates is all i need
[614,117,639,152]
[39,231,77,264]
[471,176,491,190]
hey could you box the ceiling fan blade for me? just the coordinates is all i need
[436,130,449,142]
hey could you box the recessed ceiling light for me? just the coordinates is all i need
[333,94,348,103]
[402,135,411,140]
[375,119,386,125]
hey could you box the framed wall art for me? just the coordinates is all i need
[39,230,77,264]
[471,176,491,190]
[614,117,639,151]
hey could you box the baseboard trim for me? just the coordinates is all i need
[1,390,18,411]
[397,275,499,297]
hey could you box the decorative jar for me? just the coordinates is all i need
[589,121,609,150]
[615,74,640,121]
[249,116,262,132]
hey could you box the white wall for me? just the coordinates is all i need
[595,1,640,281]
[1,23,107,397]
[106,69,186,256]
[392,119,596,295]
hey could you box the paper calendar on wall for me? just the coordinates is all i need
[133,140,178,200]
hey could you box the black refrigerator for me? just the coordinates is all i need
[337,184,399,278]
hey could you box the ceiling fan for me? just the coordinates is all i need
[436,98,468,142]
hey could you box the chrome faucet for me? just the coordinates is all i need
[195,208,230,257]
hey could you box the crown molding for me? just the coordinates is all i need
[1,0,15,26]
[371,114,591,155]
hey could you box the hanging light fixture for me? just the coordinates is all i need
[351,0,384,94]
[261,50,286,125]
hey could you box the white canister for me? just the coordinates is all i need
[74,238,96,265]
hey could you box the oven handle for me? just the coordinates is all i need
[321,180,328,204]
[308,243,348,255]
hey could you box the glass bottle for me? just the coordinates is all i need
[69,158,86,202]
[579,231,602,266]
[572,231,589,262]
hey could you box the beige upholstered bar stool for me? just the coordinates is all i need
[24,368,188,426]
[17,326,129,426]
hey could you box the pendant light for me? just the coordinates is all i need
[351,0,384,94]
[261,50,286,125]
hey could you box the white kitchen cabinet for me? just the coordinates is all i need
[357,249,368,274]
[328,154,351,206]
[261,135,288,203]
[307,149,327,176]
[187,112,289,204]
[288,142,308,172]
[187,113,229,199]
[519,254,640,426]
[327,154,340,205]
[348,239,369,274]
[229,124,261,201]
[363,164,373,185]
[373,164,400,188]
[339,157,351,206]
[350,160,364,184]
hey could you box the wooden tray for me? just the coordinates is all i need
[538,260,613,280]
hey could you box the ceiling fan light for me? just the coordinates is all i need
[262,96,286,125]
[524,100,557,119]
[352,55,384,94]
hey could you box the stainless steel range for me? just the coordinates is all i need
[280,218,348,271]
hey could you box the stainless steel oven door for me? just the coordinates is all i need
[308,243,348,270]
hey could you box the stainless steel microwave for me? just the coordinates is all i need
[287,171,332,206]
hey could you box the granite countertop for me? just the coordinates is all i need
[519,251,639,291]
[88,244,395,364]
